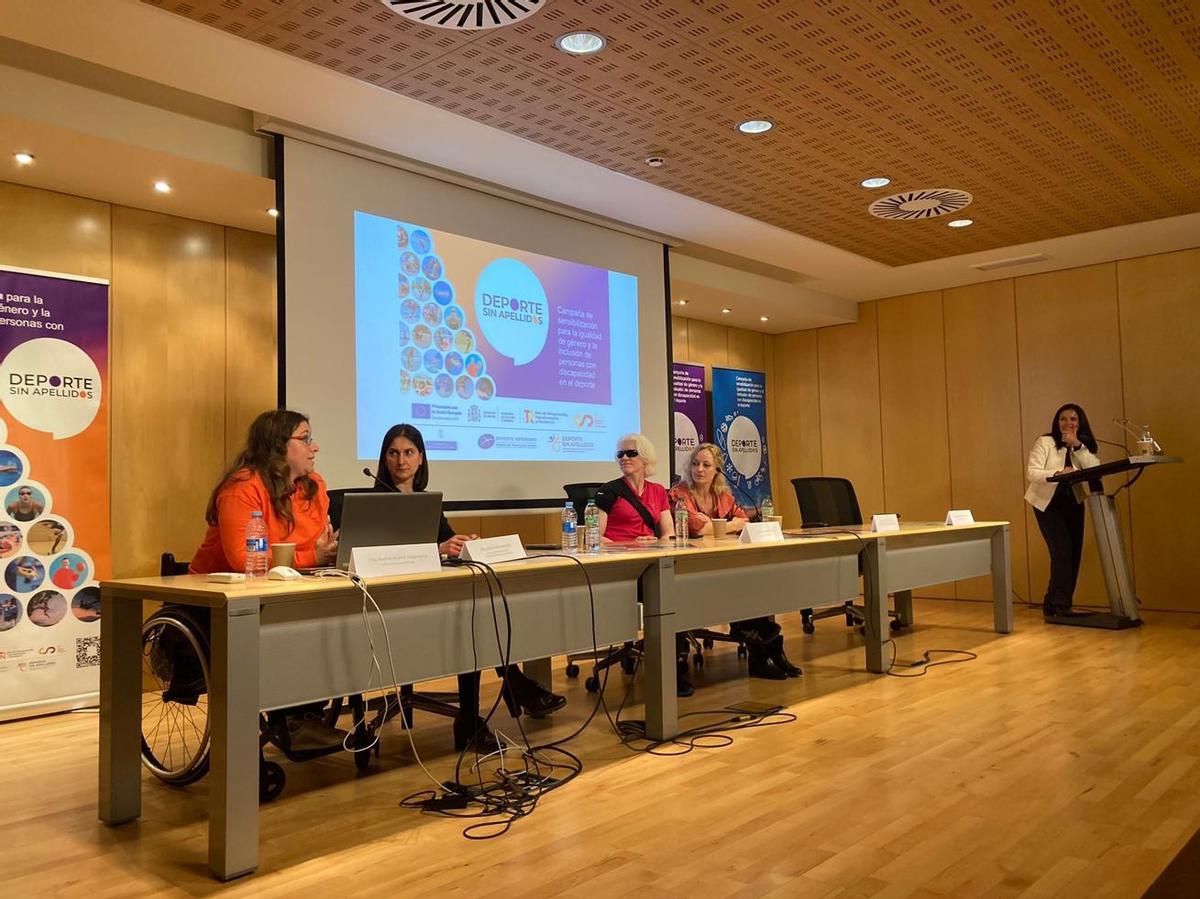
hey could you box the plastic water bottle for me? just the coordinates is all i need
[244,511,269,578]
[760,496,775,522]
[584,500,600,551]
[674,501,689,545]
[561,502,578,552]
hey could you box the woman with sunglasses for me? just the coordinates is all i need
[595,434,675,543]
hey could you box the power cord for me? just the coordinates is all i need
[884,638,977,677]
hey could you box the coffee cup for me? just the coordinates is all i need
[711,519,728,539]
[271,543,296,568]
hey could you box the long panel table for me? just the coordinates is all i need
[99,520,1010,879]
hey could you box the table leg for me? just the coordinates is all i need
[894,590,914,628]
[861,539,889,674]
[208,596,261,881]
[992,525,1014,634]
[99,590,142,824]
[640,556,677,741]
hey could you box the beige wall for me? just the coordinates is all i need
[770,251,1200,613]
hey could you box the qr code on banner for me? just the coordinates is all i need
[75,636,101,668]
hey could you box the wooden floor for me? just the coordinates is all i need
[4,599,1199,898]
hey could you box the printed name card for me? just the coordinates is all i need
[459,534,527,564]
[944,509,976,526]
[738,521,785,544]
[870,514,901,533]
[349,543,441,578]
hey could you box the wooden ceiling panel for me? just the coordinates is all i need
[143,0,1200,267]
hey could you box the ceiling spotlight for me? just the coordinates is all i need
[14,152,34,166]
[760,316,769,322]
[554,31,606,55]
[267,208,280,218]
[721,308,732,315]
[676,299,688,305]
[153,180,172,194]
[737,119,773,135]
[860,177,891,189]
[948,218,974,228]
[645,155,666,168]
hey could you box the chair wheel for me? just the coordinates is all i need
[890,619,903,631]
[736,645,747,659]
[259,761,286,803]
[703,638,714,650]
[803,623,815,634]
[565,663,580,678]
[585,675,601,693]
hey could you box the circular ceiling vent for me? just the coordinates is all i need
[868,188,973,221]
[378,0,545,31]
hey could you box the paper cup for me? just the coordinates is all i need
[271,543,296,567]
[766,515,784,525]
[711,519,728,538]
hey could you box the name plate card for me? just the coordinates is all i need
[459,534,527,564]
[870,514,901,533]
[349,543,441,578]
[738,520,785,544]
[944,509,976,526]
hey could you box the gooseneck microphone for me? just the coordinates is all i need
[362,467,398,491]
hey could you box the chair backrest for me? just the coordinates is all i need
[563,482,604,523]
[790,477,863,527]
[327,487,376,532]
[160,552,190,576]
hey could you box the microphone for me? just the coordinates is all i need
[362,467,398,491]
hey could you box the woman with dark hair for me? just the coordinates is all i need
[374,423,566,750]
[189,409,342,749]
[1025,403,1100,618]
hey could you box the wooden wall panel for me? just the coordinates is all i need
[877,292,953,597]
[726,328,765,372]
[817,302,885,521]
[1015,264,1131,608]
[1117,249,1200,612]
[0,181,111,281]
[670,315,689,362]
[943,281,1031,604]
[111,207,227,576]
[684,318,728,390]
[224,228,277,459]
[770,330,821,527]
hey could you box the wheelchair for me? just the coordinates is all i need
[139,555,375,802]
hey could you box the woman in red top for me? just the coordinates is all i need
[596,433,674,543]
[189,409,342,751]
[670,443,800,680]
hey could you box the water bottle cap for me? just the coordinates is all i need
[250,511,263,517]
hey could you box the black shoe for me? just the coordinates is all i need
[747,649,788,681]
[453,716,501,753]
[676,673,694,697]
[285,712,348,753]
[769,638,802,677]
[502,670,567,718]
[1043,602,1071,619]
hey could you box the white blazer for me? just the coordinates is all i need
[1024,435,1100,511]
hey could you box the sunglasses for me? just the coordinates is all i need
[615,449,640,459]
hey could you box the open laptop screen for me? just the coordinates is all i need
[334,491,442,570]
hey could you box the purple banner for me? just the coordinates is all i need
[672,362,707,478]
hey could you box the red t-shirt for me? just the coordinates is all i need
[190,470,329,573]
[602,478,670,542]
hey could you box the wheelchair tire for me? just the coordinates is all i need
[141,608,212,786]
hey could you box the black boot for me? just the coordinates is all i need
[453,716,501,753]
[768,635,802,677]
[500,667,567,718]
[747,644,787,680]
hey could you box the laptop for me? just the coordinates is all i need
[331,491,443,571]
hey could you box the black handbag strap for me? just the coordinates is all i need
[595,478,656,530]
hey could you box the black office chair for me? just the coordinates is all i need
[790,477,902,634]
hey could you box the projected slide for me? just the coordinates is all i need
[355,211,640,462]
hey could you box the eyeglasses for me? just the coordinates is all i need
[615,449,640,459]
[289,434,315,446]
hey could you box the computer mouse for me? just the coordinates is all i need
[267,566,302,581]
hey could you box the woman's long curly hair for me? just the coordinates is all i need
[204,409,317,527]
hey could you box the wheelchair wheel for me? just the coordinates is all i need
[141,610,211,786]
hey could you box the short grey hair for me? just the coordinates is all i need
[617,433,657,477]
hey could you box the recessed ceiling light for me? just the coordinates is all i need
[737,119,773,135]
[267,208,280,218]
[760,316,769,322]
[14,152,34,166]
[721,308,732,315]
[153,180,172,194]
[948,218,974,228]
[676,299,688,305]
[861,177,891,189]
[554,31,605,55]
[645,155,666,168]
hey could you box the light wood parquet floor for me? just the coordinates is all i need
[3,599,1199,898]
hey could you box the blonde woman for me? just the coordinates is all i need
[595,433,674,543]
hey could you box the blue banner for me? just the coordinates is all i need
[711,367,771,512]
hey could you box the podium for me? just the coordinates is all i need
[1047,454,1183,629]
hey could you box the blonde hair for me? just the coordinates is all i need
[617,433,657,477]
[680,442,730,497]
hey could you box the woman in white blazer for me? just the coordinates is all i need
[1025,404,1100,617]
